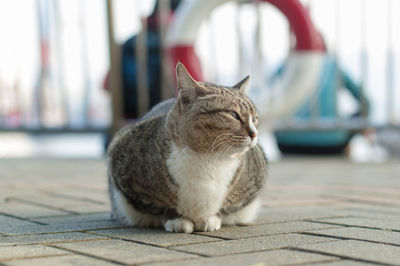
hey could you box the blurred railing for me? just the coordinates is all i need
[0,0,399,135]
[272,0,400,132]
[0,0,111,133]
[199,0,400,132]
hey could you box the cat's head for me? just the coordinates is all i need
[170,62,259,156]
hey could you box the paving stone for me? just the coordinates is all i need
[0,215,34,226]
[64,183,108,193]
[343,205,400,216]
[7,196,109,214]
[170,233,337,256]
[257,206,350,224]
[40,189,109,205]
[0,245,68,262]
[146,249,338,266]
[338,207,400,221]
[196,221,342,240]
[310,260,377,266]
[1,157,399,266]
[310,227,400,245]
[0,202,68,218]
[0,220,126,236]
[0,232,107,247]
[0,159,107,182]
[308,185,399,198]
[0,216,38,235]
[90,227,221,247]
[263,198,345,207]
[0,224,55,236]
[4,254,115,266]
[52,239,198,265]
[315,217,400,231]
[31,212,110,224]
[298,239,400,265]
[325,191,400,205]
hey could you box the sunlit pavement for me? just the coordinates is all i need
[1,158,399,265]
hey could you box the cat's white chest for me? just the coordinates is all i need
[167,144,240,220]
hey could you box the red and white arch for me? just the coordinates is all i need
[166,0,325,119]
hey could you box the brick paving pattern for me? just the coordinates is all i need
[0,158,399,265]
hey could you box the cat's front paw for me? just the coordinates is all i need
[164,217,194,233]
[194,215,221,232]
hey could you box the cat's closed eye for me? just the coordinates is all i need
[228,111,241,121]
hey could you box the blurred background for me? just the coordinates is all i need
[0,0,399,161]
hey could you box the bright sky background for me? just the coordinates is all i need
[0,0,399,127]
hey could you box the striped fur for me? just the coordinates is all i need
[107,63,267,233]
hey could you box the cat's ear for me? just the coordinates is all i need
[176,62,208,102]
[233,75,250,93]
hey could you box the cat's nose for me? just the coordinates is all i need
[249,130,256,140]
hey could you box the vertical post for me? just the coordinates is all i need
[307,1,320,120]
[333,0,340,119]
[208,14,217,82]
[54,0,69,128]
[386,0,394,125]
[236,3,244,79]
[106,0,124,134]
[80,0,92,128]
[360,0,368,119]
[135,1,149,117]
[254,1,263,91]
[34,0,48,127]
[158,0,175,100]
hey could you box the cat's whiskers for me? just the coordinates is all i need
[212,135,250,156]
[207,133,235,154]
[212,136,242,150]
[215,140,234,155]
[253,145,267,170]
[251,147,261,169]
[215,136,245,155]
[211,138,233,155]
[208,137,238,162]
[208,138,233,155]
[207,135,234,157]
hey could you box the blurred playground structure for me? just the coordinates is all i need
[0,0,399,158]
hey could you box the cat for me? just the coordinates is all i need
[107,62,267,233]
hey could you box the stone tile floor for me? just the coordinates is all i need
[0,158,399,265]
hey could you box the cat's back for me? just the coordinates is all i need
[107,104,178,216]
[107,114,163,158]
[107,98,175,157]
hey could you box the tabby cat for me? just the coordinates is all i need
[107,62,267,233]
